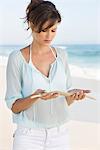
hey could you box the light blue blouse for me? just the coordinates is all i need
[5,46,71,128]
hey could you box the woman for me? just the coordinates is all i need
[5,0,86,149]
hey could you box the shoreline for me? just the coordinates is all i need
[0,55,100,80]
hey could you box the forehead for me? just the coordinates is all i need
[42,20,58,29]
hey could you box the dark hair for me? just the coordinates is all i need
[25,0,61,33]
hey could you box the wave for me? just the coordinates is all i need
[69,64,100,80]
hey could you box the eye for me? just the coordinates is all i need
[51,30,56,32]
[41,29,47,32]
[51,28,57,32]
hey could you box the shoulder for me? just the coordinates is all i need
[20,45,30,63]
[54,47,68,58]
[8,45,30,64]
[8,50,21,63]
[7,50,22,73]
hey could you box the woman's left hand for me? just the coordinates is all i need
[66,90,86,105]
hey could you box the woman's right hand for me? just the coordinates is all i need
[31,89,60,100]
[41,91,60,100]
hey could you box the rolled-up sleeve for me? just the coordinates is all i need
[5,51,23,109]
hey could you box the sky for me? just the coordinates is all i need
[0,0,99,45]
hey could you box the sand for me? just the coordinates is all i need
[0,57,100,150]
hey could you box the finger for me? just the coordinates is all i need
[80,93,86,100]
[74,92,80,100]
[76,91,86,100]
[50,93,60,98]
[79,91,87,100]
[70,94,76,100]
[78,91,84,99]
[35,89,46,95]
[41,93,53,100]
[83,89,91,93]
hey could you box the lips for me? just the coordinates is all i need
[44,40,51,42]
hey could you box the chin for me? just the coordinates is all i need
[44,43,51,46]
[43,41,52,46]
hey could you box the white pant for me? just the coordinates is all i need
[13,123,71,150]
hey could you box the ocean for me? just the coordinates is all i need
[0,44,100,69]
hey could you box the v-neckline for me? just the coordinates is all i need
[19,45,58,79]
[30,58,56,79]
[29,45,57,79]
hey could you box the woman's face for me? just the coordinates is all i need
[32,21,59,46]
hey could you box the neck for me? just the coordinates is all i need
[31,41,51,54]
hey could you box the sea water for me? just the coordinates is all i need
[0,44,100,79]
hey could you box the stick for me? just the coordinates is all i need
[30,91,96,100]
[30,94,42,99]
[85,94,96,100]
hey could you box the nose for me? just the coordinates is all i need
[46,30,52,39]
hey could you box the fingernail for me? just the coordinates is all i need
[50,93,54,95]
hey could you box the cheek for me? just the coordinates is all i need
[34,34,43,41]
[52,32,56,38]
[38,33,45,39]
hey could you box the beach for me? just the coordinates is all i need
[0,56,100,150]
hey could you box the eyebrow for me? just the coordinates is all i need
[42,27,57,31]
[51,27,57,30]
